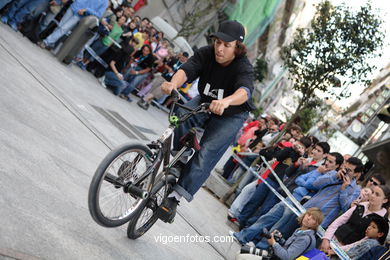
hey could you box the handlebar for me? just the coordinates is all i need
[168,90,210,125]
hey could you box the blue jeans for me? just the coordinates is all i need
[0,0,13,10]
[4,0,47,24]
[85,39,109,61]
[44,7,80,47]
[246,191,280,226]
[238,179,278,226]
[234,201,293,248]
[172,95,248,202]
[228,180,257,217]
[120,67,150,96]
[104,71,127,95]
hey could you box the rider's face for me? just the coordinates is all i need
[214,38,236,66]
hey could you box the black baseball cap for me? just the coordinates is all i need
[211,20,245,42]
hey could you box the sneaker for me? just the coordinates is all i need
[157,197,179,223]
[214,168,224,174]
[38,41,51,50]
[77,61,87,71]
[137,99,150,110]
[245,241,256,247]
[1,16,9,24]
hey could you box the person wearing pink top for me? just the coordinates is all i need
[320,185,390,254]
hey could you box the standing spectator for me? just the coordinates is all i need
[39,0,108,49]
[39,0,69,32]
[0,0,13,10]
[1,0,49,31]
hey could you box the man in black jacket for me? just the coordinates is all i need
[158,20,255,223]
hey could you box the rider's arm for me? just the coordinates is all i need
[221,88,248,106]
[170,69,188,88]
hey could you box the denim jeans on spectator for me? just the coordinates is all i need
[172,95,248,202]
[234,201,293,248]
[104,71,127,95]
[228,180,257,217]
[2,0,43,24]
[221,156,237,179]
[43,8,80,47]
[235,168,257,196]
[246,191,280,226]
[39,10,55,31]
[120,67,150,96]
[84,39,108,61]
[238,179,279,226]
[0,0,13,10]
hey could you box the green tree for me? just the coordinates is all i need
[254,57,268,83]
[272,0,384,144]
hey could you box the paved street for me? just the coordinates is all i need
[0,24,240,260]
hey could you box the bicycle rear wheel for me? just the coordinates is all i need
[127,175,172,239]
[88,143,154,227]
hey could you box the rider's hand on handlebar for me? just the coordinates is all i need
[161,81,176,95]
[209,99,230,116]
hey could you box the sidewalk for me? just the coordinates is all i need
[0,24,240,260]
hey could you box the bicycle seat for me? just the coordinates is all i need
[179,128,202,151]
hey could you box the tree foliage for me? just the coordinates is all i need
[281,0,384,112]
[270,0,384,145]
[254,57,268,83]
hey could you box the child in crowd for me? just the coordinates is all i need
[267,208,324,260]
[328,216,389,259]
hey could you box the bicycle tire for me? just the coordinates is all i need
[88,143,154,227]
[127,176,172,239]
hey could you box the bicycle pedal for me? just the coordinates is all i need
[156,206,175,223]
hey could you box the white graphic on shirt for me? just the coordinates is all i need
[203,83,224,100]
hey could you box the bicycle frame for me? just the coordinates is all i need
[129,92,209,192]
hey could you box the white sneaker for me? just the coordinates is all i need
[245,241,256,247]
[98,76,106,88]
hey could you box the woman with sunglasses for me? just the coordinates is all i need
[320,184,390,254]
[351,174,386,208]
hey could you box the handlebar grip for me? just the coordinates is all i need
[171,89,180,99]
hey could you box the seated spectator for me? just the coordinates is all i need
[1,0,48,31]
[333,216,389,259]
[231,155,356,250]
[320,185,390,253]
[119,44,154,101]
[351,174,386,208]
[39,0,108,49]
[79,15,126,70]
[132,29,149,49]
[267,208,324,260]
[121,19,138,40]
[101,6,123,32]
[357,241,390,260]
[104,38,137,95]
[137,52,189,110]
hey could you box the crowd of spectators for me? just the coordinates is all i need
[218,115,390,259]
[0,0,195,109]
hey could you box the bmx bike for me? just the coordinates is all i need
[88,90,209,239]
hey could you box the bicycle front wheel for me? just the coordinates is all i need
[88,143,154,227]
